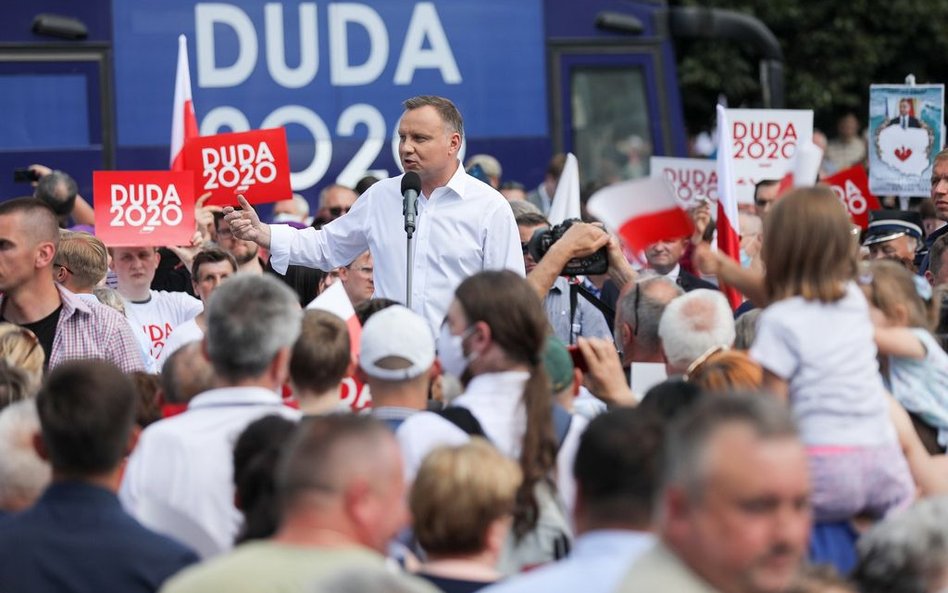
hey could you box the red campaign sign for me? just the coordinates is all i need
[93,171,195,247]
[183,127,292,207]
[823,165,881,229]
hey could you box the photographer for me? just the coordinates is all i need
[26,164,95,228]
[517,213,615,346]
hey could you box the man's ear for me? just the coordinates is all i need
[926,270,936,287]
[35,242,56,269]
[33,432,49,461]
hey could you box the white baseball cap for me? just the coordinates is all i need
[359,305,435,380]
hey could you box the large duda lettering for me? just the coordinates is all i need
[194,2,462,190]
[110,184,184,232]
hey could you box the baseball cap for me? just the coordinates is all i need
[543,336,575,394]
[359,305,435,380]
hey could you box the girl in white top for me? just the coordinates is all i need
[705,187,913,521]
[863,260,948,448]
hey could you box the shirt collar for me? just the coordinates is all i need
[54,283,88,322]
[188,386,286,410]
[438,160,468,200]
[457,371,530,402]
[572,530,655,557]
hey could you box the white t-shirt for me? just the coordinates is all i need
[750,282,896,447]
[157,317,205,369]
[123,290,203,366]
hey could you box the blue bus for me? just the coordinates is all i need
[0,0,782,210]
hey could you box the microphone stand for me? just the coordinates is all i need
[404,191,418,309]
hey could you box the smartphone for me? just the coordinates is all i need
[566,344,589,373]
[13,168,39,183]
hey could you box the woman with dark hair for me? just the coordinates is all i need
[397,270,585,574]
[232,415,297,544]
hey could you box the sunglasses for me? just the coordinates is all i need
[329,206,351,217]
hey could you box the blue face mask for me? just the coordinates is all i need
[740,248,753,268]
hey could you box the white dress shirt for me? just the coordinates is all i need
[269,162,525,333]
[481,530,655,593]
[119,387,300,556]
[396,371,586,512]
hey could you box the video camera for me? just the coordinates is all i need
[527,218,608,276]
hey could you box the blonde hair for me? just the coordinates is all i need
[55,231,108,290]
[0,324,43,396]
[410,438,522,556]
[863,259,933,330]
[687,349,764,394]
[763,186,857,303]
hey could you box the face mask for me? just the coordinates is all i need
[740,248,753,269]
[272,212,304,224]
[438,323,476,379]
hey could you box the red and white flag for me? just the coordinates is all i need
[586,177,693,255]
[715,104,743,310]
[170,34,199,171]
[305,280,362,357]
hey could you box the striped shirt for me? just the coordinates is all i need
[0,284,145,374]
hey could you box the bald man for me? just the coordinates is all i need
[0,198,142,372]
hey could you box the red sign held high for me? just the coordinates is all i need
[184,128,292,207]
[94,171,195,247]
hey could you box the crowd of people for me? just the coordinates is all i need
[3,95,948,593]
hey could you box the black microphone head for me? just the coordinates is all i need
[401,172,422,194]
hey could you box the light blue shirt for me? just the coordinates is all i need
[481,530,655,593]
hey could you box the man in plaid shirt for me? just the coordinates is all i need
[0,198,143,373]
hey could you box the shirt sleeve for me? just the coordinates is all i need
[268,193,373,274]
[106,312,147,373]
[749,310,799,379]
[177,293,204,320]
[482,200,526,277]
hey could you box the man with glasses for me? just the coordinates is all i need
[753,179,781,217]
[614,276,682,368]
[338,251,375,307]
[215,213,265,274]
[311,183,358,229]
[225,96,523,334]
[53,231,109,303]
[0,198,142,372]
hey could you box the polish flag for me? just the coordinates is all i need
[170,34,199,171]
[715,104,743,310]
[548,153,581,225]
[586,177,693,255]
[306,280,362,357]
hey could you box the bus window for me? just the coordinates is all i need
[570,66,651,189]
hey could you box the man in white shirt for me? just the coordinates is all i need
[482,408,659,593]
[120,274,303,557]
[224,95,524,333]
[110,246,203,368]
[157,247,237,368]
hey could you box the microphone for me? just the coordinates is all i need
[401,172,421,238]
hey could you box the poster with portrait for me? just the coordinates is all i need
[868,84,944,196]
